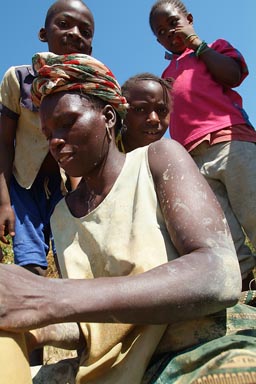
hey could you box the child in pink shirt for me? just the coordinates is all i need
[150,0,256,290]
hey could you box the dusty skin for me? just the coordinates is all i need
[0,80,246,383]
[0,135,241,333]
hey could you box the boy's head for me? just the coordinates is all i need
[39,0,94,55]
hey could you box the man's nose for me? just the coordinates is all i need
[68,26,81,39]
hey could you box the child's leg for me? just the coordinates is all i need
[223,141,256,249]
[191,141,256,285]
[0,331,32,384]
[10,176,49,271]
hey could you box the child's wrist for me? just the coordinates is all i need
[184,34,202,50]
[195,41,209,57]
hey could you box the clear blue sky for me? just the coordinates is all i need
[1,1,254,127]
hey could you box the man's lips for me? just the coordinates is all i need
[65,40,83,53]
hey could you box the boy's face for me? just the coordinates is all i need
[40,0,94,55]
[151,4,190,54]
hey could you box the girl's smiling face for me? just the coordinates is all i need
[123,80,170,151]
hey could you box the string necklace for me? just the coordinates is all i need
[115,131,126,154]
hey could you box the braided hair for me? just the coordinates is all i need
[149,0,189,33]
[121,72,172,106]
[116,73,173,138]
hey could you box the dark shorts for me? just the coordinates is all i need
[10,173,63,267]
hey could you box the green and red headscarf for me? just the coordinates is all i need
[31,52,128,119]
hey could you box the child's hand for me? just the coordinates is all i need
[174,24,198,41]
[175,24,202,50]
[0,204,16,241]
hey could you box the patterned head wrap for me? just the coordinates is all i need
[31,52,128,119]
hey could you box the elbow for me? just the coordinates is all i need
[200,275,241,316]
[215,279,241,308]
[209,258,242,308]
[199,245,242,310]
[223,70,242,88]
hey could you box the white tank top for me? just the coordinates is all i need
[51,146,179,384]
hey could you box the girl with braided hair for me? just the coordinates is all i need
[116,73,172,153]
[150,0,256,291]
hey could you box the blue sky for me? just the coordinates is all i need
[1,1,254,128]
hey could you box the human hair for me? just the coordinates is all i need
[44,0,93,27]
[121,72,172,106]
[149,0,189,33]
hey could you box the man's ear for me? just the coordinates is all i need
[187,13,193,24]
[38,28,48,42]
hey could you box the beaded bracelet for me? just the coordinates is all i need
[195,41,209,57]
